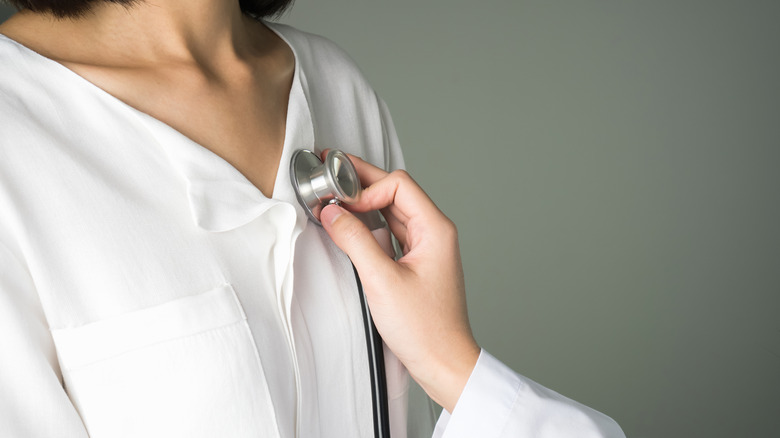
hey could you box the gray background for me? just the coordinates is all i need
[2,1,779,437]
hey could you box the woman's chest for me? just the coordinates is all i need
[9,123,373,438]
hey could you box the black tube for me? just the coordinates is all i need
[353,264,391,438]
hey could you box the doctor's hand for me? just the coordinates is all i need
[319,154,480,414]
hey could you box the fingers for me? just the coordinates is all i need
[359,170,444,226]
[320,149,390,187]
[320,204,397,276]
[345,155,440,218]
[318,150,447,241]
[381,208,409,252]
[349,155,394,188]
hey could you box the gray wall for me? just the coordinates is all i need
[3,1,779,437]
[0,5,11,22]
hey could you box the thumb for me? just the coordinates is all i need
[320,204,396,276]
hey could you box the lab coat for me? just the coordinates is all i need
[0,20,624,438]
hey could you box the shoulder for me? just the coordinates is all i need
[262,22,403,170]
[0,33,38,115]
[0,35,50,142]
[263,21,373,94]
[264,21,359,69]
[0,13,43,87]
[0,33,27,88]
[0,33,66,169]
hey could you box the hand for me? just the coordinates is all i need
[319,153,481,413]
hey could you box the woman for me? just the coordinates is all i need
[0,1,625,436]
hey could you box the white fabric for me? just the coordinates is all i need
[433,350,625,437]
[0,20,623,438]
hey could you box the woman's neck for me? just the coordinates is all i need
[2,0,270,71]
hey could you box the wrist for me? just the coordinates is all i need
[412,340,481,413]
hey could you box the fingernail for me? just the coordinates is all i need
[321,204,345,227]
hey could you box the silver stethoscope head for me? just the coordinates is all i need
[290,149,362,225]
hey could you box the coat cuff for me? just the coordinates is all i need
[432,349,626,438]
[432,348,520,437]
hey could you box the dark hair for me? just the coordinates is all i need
[3,0,293,19]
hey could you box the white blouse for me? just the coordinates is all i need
[0,20,624,438]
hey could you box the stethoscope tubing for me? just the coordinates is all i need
[353,264,391,438]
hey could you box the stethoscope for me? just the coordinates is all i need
[290,149,392,438]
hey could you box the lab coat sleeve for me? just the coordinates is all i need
[0,239,89,438]
[432,349,625,438]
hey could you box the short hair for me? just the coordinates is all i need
[3,0,294,19]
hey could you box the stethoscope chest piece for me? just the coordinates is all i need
[290,149,362,225]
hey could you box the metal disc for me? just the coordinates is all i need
[290,149,325,224]
[325,150,361,204]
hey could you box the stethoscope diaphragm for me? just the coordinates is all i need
[290,149,362,225]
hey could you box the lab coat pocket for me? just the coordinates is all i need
[51,283,281,438]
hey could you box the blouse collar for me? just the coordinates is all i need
[135,24,314,234]
[0,21,313,234]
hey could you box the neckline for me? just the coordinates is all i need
[0,19,303,203]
